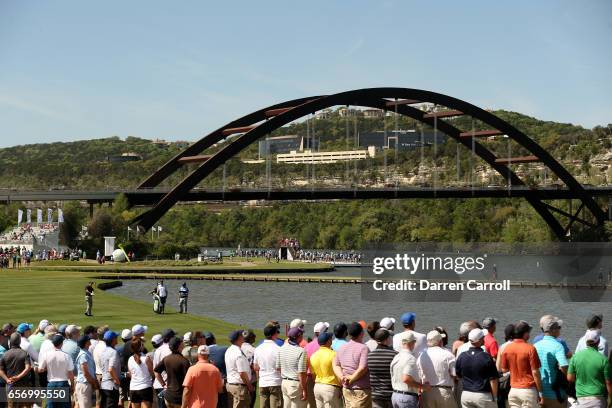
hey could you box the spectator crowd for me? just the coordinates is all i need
[0,312,610,408]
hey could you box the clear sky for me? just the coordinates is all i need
[1,1,611,148]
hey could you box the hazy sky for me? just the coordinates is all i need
[1,1,611,148]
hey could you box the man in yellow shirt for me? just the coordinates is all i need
[310,333,342,408]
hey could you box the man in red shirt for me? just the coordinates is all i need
[483,317,499,360]
[500,321,543,408]
[182,345,223,408]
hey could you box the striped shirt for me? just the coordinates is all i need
[275,342,307,381]
[334,340,370,390]
[367,345,397,399]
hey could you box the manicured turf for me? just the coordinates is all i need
[0,269,239,347]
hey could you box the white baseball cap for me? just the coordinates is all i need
[151,334,163,346]
[313,322,330,334]
[132,324,148,336]
[290,319,307,328]
[380,317,396,330]
[39,319,49,331]
[468,328,485,342]
[183,332,193,342]
[197,345,210,355]
[426,330,442,346]
[585,329,600,343]
[66,325,81,336]
[121,329,133,340]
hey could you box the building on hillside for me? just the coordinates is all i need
[338,107,360,117]
[362,109,384,118]
[173,140,191,148]
[276,146,376,164]
[258,135,319,158]
[151,138,171,147]
[359,130,446,150]
[107,152,143,163]
[315,109,333,119]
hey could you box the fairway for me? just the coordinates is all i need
[0,268,239,347]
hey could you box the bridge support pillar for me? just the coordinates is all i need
[89,203,94,218]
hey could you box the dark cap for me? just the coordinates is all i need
[264,325,279,338]
[203,331,215,340]
[168,336,183,352]
[318,332,333,345]
[333,322,348,338]
[586,314,603,329]
[287,327,304,339]
[229,330,243,343]
[77,335,91,349]
[513,321,532,338]
[348,322,363,338]
[51,334,64,347]
[374,328,392,342]
[162,329,176,341]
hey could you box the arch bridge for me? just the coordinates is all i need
[131,88,609,241]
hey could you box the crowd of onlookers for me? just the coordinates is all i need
[279,238,301,250]
[0,246,31,268]
[0,312,610,408]
[295,250,362,264]
[0,224,59,245]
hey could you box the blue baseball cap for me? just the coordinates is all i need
[401,312,416,325]
[103,331,119,342]
[229,330,243,343]
[16,323,33,334]
[317,332,333,345]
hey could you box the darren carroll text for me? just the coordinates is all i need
[372,279,511,291]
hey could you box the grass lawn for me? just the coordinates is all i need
[0,268,239,348]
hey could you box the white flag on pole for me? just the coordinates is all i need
[127,226,133,231]
[151,226,157,232]
[58,209,64,223]
[157,226,162,232]
[17,209,23,225]
[37,209,43,224]
[47,208,53,223]
[26,209,32,224]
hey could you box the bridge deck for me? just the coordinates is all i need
[0,186,610,205]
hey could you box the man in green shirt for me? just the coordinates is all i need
[567,330,612,408]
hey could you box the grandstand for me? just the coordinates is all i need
[0,223,60,251]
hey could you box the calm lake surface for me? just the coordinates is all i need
[109,266,610,348]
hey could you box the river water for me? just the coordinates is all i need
[109,266,610,348]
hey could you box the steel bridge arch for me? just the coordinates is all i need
[133,88,606,240]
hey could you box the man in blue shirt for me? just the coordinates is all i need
[205,332,229,408]
[532,315,571,358]
[456,329,499,408]
[75,335,99,408]
[533,317,568,407]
